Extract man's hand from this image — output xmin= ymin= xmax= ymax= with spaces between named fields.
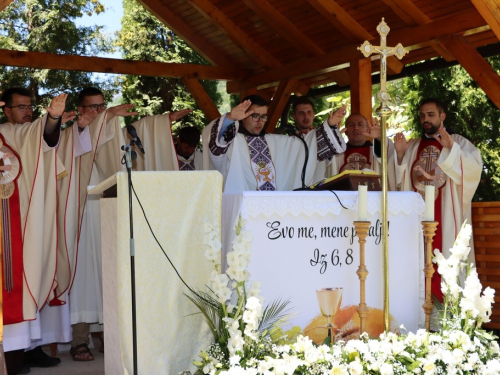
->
xmin=47 ymin=93 xmax=68 ymax=119
xmin=361 ymin=117 xmax=382 ymax=140
xmin=227 ymin=100 xmax=253 ymax=121
xmin=328 ymin=104 xmax=347 ymax=126
xmin=108 ymin=103 xmax=138 ymax=118
xmin=61 ymin=111 xmax=77 ymax=125
xmin=434 ymin=127 xmax=454 ymax=149
xmin=394 ymin=132 xmax=413 ymax=165
xmin=76 ymin=111 xmax=95 ymax=129
xmin=169 ymin=109 xmax=192 ymax=123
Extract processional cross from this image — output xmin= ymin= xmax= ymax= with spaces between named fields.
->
xmin=357 ymin=18 xmax=407 ymax=332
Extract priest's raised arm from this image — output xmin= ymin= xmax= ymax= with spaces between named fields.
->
xmin=204 ymin=95 xmax=346 ymax=192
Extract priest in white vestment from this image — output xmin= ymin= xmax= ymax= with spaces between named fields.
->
xmin=326 ymin=113 xmax=396 ymax=190
xmin=393 ymin=98 xmax=482 ymax=303
xmin=122 ymin=109 xmax=204 ymax=171
xmin=204 ymin=95 xmax=347 ymax=192
xmin=62 ymin=87 xmax=136 ymax=361
xmin=0 ymin=89 xmax=66 ymax=372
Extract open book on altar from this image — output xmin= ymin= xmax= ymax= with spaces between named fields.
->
xmin=308 ymin=169 xmax=382 ymax=191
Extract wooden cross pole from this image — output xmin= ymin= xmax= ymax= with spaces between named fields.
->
xmin=357 ymin=18 xmax=408 ymax=332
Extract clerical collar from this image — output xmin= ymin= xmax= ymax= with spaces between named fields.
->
xmin=347 ymin=140 xmax=372 ymax=148
xmin=238 ymin=126 xmax=266 ymax=137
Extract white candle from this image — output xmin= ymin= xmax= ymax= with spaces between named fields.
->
xmin=358 ymin=184 xmax=368 ymax=221
xmin=425 ymin=185 xmax=435 ymax=221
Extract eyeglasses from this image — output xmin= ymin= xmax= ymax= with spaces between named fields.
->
xmin=81 ymin=103 xmax=107 ymax=111
xmin=7 ymin=105 xmax=35 ymax=112
xmin=250 ymin=113 xmax=268 ymax=122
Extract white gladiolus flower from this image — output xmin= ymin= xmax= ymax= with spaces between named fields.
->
xmin=379 ymin=363 xmax=394 ymax=375
xmin=348 ymin=361 xmax=364 ymax=375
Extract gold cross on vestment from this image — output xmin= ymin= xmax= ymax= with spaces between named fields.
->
xmin=358 ymin=18 xmax=407 ymax=113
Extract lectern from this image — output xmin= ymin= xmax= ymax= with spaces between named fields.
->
xmin=89 ymin=171 xmax=222 ymax=375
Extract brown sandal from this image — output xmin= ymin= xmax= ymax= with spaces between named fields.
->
xmin=70 ymin=343 xmax=94 ymax=361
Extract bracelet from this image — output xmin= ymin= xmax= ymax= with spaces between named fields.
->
xmin=48 ymin=114 xmax=62 ymax=120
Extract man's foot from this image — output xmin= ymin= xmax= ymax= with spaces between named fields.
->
xmin=23 ymin=346 xmax=61 ymax=368
xmin=70 ymin=343 xmax=94 ymax=361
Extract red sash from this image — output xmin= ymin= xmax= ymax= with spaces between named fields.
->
xmin=0 ymin=133 xmax=25 ymax=324
xmin=339 ymin=144 xmax=372 ymax=172
xmin=411 ymin=138 xmax=447 ymax=302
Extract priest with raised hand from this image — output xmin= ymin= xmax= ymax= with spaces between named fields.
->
xmin=0 ymin=88 xmax=66 ymax=374
xmin=326 ymin=113 xmax=396 ymax=188
xmin=204 ymin=95 xmax=347 ymax=192
xmin=393 ymin=98 xmax=482 ymax=306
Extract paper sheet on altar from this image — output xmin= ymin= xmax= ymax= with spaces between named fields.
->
xmin=115 ymin=171 xmax=222 ymax=375
xmin=222 ymin=191 xmax=425 ymax=335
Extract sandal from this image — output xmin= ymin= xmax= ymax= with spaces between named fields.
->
xmin=70 ymin=343 xmax=94 ymax=362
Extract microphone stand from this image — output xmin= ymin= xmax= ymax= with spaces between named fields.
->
xmin=121 ymin=140 xmax=138 ymax=374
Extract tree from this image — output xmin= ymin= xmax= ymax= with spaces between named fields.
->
xmin=116 ymin=0 xmax=222 ymax=133
xmin=0 ymin=0 xmax=116 ymax=120
xmin=401 ymin=58 xmax=500 ymax=201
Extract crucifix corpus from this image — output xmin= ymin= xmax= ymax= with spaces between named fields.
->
xmin=357 ymin=18 xmax=408 ymax=332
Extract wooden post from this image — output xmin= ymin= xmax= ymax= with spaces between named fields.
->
xmin=350 ymin=58 xmax=372 ymax=120
xmin=181 ymin=76 xmax=221 ymax=122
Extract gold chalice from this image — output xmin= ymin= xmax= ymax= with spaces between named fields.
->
xmin=305 ymin=287 xmax=343 ymax=345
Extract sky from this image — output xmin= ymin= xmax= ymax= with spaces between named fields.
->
xmin=75 ymin=0 xmax=124 ymax=59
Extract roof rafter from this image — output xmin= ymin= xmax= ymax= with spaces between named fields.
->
xmin=471 ymin=0 xmax=500 ymax=41
xmin=242 ymin=0 xmax=323 ymax=57
xmin=381 ymin=0 xmax=455 ymax=61
xmin=185 ymin=0 xmax=282 ymax=69
xmin=0 ymin=0 xmax=13 ymax=12
xmin=0 ymin=49 xmax=247 ymax=81
xmin=306 ymin=0 xmax=402 ymax=74
xmin=440 ymin=34 xmax=500 ymax=109
xmin=136 ymin=0 xmax=233 ymax=68
xmin=226 ymin=8 xmax=486 ymax=94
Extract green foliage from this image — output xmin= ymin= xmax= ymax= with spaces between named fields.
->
xmin=402 ymin=58 xmax=500 ymax=201
xmin=0 ymin=0 xmax=116 ymax=120
xmin=116 ymin=0 xmax=221 ymax=131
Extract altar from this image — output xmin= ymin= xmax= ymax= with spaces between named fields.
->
xmin=222 ymin=191 xmax=426 ymax=338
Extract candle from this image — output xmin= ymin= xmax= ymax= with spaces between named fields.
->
xmin=358 ymin=184 xmax=368 ymax=221
xmin=425 ymin=185 xmax=435 ymax=221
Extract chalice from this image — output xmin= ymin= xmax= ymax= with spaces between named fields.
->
xmin=314 ymin=287 xmax=343 ymax=345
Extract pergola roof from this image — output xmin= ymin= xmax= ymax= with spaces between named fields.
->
xmin=0 ymin=0 xmax=499 ymax=127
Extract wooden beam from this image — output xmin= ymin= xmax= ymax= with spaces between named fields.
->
xmin=440 ymin=35 xmax=500 ymax=110
xmin=136 ymin=0 xmax=233 ymax=68
xmin=307 ymin=0 xmax=373 ymax=43
xmin=0 ymin=0 xmax=13 ymax=12
xmin=242 ymin=0 xmax=323 ymax=57
xmin=350 ymin=58 xmax=372 ymax=120
xmin=324 ymin=69 xmax=351 ymax=87
xmin=381 ymin=0 xmax=455 ymax=62
xmin=226 ymin=8 xmax=486 ymax=93
xmin=471 ymin=0 xmax=500 ymax=41
xmin=186 ymin=0 xmax=282 ymax=69
xmin=0 ymin=49 xmax=247 ymax=81
xmin=266 ymin=79 xmax=301 ymax=133
xmin=181 ymin=76 xmax=221 ymax=121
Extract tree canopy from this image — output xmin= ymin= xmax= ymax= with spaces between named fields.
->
xmin=0 ymin=0 xmax=116 ymax=119
xmin=116 ymin=0 xmax=222 ymax=133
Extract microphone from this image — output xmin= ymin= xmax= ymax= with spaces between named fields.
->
xmin=126 ymin=125 xmax=145 ymax=154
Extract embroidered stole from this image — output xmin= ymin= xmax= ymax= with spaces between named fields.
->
xmin=0 ymin=134 xmax=25 ymax=324
xmin=245 ymin=135 xmax=277 ymax=191
xmin=178 ymin=155 xmax=196 ymax=171
xmin=411 ymin=138 xmax=447 ymax=302
xmin=339 ymin=145 xmax=372 ymax=172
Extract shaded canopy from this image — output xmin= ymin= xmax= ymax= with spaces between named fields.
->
xmin=0 ymin=0 xmax=499 ymax=129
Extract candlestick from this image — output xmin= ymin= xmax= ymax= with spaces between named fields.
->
xmin=422 ymin=221 xmax=438 ymax=331
xmin=354 ymin=221 xmax=371 ymax=335
xmin=424 ymin=185 xmax=435 ymax=221
xmin=358 ymin=185 xmax=368 ymax=221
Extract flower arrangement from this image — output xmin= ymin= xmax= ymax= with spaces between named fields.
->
xmin=189 ymin=221 xmax=500 ymax=374
xmin=186 ymin=218 xmax=297 ymax=374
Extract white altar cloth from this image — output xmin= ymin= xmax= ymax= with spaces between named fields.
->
xmin=222 ymin=191 xmax=425 ymax=334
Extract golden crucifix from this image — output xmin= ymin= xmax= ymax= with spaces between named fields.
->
xmin=357 ymin=18 xmax=408 ymax=332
